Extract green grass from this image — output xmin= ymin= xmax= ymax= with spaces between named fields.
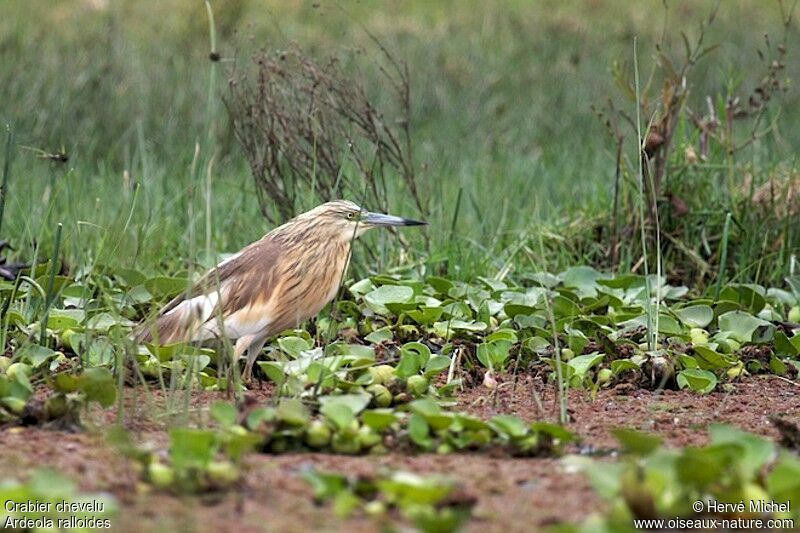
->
xmin=1 ymin=0 xmax=798 ymax=284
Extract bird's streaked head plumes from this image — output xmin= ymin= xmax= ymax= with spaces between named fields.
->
xmin=278 ymin=200 xmax=426 ymax=243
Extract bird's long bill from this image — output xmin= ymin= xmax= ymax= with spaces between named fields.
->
xmin=364 ymin=212 xmax=427 ymax=227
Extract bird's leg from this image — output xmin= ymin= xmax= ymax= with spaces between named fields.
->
xmin=228 ymin=334 xmax=257 ymax=395
xmin=242 ymin=335 xmax=268 ymax=384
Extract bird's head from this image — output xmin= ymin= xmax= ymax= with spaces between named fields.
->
xmin=295 ymin=200 xmax=426 ymax=242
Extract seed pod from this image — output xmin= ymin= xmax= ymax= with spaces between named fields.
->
xmin=207 ymin=461 xmax=239 ymax=486
xmin=366 ymin=384 xmax=392 ymax=408
xmin=331 ymin=433 xmax=361 ymax=454
xmin=148 ymin=462 xmax=175 ymax=488
xmin=369 ymin=365 xmax=396 ymax=385
xmin=406 ymin=375 xmax=429 ymax=397
xmin=305 ymin=420 xmax=332 ymax=449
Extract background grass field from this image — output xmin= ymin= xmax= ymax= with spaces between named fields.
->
xmin=2 ymin=0 xmax=798 ymax=285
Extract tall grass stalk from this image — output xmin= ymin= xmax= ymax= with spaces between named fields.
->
xmin=714 ymin=212 xmax=733 ymax=300
xmin=39 ymin=222 xmax=62 ymax=346
xmin=0 ymin=126 xmax=13 ymax=236
xmin=632 ymin=37 xmax=658 ymax=352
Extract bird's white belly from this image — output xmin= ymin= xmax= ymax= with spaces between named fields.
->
xmin=199 ymin=313 xmax=272 ymax=340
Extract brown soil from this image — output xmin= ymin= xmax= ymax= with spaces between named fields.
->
xmin=0 ymin=375 xmax=797 ymax=532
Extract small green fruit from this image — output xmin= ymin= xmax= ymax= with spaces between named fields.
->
xmin=366 ymin=384 xmax=392 ymax=407
xmin=6 ymin=363 xmax=32 ymax=380
xmin=727 ymin=363 xmax=745 ymax=380
xmin=331 ymin=433 xmax=361 ymax=454
xmin=560 ymin=348 xmax=575 ymax=360
xmin=60 ymin=329 xmax=77 ymax=348
xmin=596 ymin=368 xmax=612 ymax=386
xmin=342 ymin=419 xmax=360 ymax=439
xmin=369 ymin=444 xmax=388 ymax=455
xmin=393 ymin=392 xmax=411 ymax=404
xmin=369 ymin=365 xmax=396 ymax=385
xmin=207 ymin=461 xmax=239 ymax=486
xmin=305 ymin=420 xmax=332 ymax=449
xmin=789 ymin=306 xmax=800 ymax=323
xmin=364 ymin=500 xmax=387 ymax=516
xmin=406 ymin=375 xmax=429 ymax=397
xmin=689 ymin=328 xmax=709 ymax=345
xmin=45 ymin=394 xmax=68 ymax=419
xmin=148 ymin=462 xmax=175 ymax=488
xmin=357 ymin=426 xmax=382 ymax=448
xmin=1 ymin=397 xmax=26 ymax=415
xmin=0 ymin=357 xmax=11 ymax=372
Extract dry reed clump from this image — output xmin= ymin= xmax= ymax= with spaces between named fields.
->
xmin=225 ymin=44 xmax=427 ymax=226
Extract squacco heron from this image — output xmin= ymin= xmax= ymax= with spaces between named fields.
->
xmin=136 ymin=200 xmax=425 ymax=381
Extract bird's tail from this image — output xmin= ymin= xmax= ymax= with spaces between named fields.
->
xmin=134 ymin=304 xmax=196 ymax=345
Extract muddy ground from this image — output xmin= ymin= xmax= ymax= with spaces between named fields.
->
xmin=0 ymin=375 xmax=797 ymax=532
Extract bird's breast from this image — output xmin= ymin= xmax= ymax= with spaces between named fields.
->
xmin=270 ymin=242 xmax=350 ymax=329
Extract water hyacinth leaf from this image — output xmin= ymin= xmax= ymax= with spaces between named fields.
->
xmin=552 ymin=295 xmax=581 ymax=318
xmin=17 ymin=344 xmax=57 ymax=368
xmin=364 ymin=285 xmax=414 ymax=315
xmin=567 ymin=352 xmax=604 ymax=379
xmin=46 ymin=310 xmax=82 ymax=331
xmin=362 ymin=409 xmax=399 ymax=431
xmin=115 ymin=268 xmax=147 ymax=287
xmin=276 ymin=399 xmax=310 ymax=426
xmin=531 ymin=422 xmax=576 ymax=442
xmin=426 ymin=276 xmax=454 ymax=295
xmin=408 ymin=398 xmax=442 ymax=418
xmin=490 ymin=415 xmax=528 ymax=439
xmin=424 ymin=355 xmax=451 ymax=376
xmin=169 ymin=428 xmax=216 ymax=469
xmin=302 ymin=468 xmax=349 ymax=501
xmin=53 ymin=373 xmax=80 ymax=393
xmin=361 ymin=325 xmax=388 ymax=344
xmin=486 ymin=329 xmax=518 ymax=343
xmin=717 ymin=310 xmax=770 ymax=343
xmin=774 ymin=331 xmax=799 ymax=357
xmin=278 ymin=336 xmax=313 ymax=358
xmin=258 ymin=361 xmax=285 ymax=384
xmin=78 ymin=367 xmax=116 ymax=407
xmin=320 ymin=403 xmax=355 ymax=431
xmin=673 ymin=305 xmax=713 ymax=328
xmin=318 ymin=393 xmax=371 ymax=416
xmin=708 ymin=424 xmax=774 ymax=480
xmin=432 ymin=320 xmax=487 ymax=339
xmin=348 ymin=278 xmax=375 ymax=297
xmin=406 ymin=306 xmax=444 ymax=325
xmin=476 ymin=340 xmax=512 ymax=371
xmin=720 ymin=284 xmax=766 ymax=314
xmin=408 ymin=413 xmax=432 ymax=447
xmin=611 ymin=359 xmax=640 ymax=375
xmin=86 ymin=312 xmax=134 ymax=331
xmin=611 ymin=428 xmax=663 ymax=455
xmin=676 ymin=369 xmax=717 ymax=394
xmin=440 ymin=301 xmax=472 ymax=320
xmin=143 ymin=276 xmax=189 ymax=298
xmin=656 ymin=315 xmax=683 ymax=336
xmin=210 ymin=402 xmax=237 ymax=427
xmin=766 ymin=454 xmax=800 ymax=505
xmin=377 ymin=471 xmax=454 ymax=506
xmin=692 ymin=345 xmax=732 ymax=369
xmin=396 ymin=342 xmax=432 ymax=378
xmin=597 ymin=274 xmax=643 ymax=290
xmin=560 ymin=266 xmax=605 ymax=298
